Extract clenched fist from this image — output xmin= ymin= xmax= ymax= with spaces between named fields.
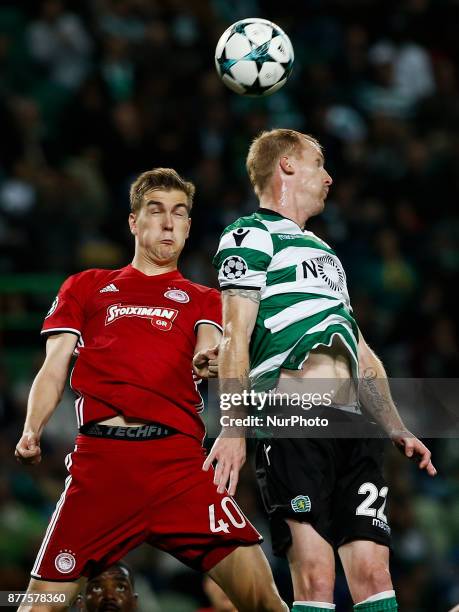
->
xmin=15 ymin=432 xmax=42 ymax=465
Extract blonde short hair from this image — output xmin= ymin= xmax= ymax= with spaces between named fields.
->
xmin=246 ymin=129 xmax=322 ymax=196
xmin=129 ymin=168 xmax=195 ymax=213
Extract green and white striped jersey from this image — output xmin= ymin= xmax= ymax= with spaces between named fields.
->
xmin=213 ymin=208 xmax=359 ymax=390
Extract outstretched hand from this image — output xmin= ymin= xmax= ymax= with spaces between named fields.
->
xmin=15 ymin=432 xmax=42 ymax=465
xmin=193 ymin=345 xmax=219 ymax=379
xmin=390 ymin=430 xmax=437 ymax=476
xmin=203 ymin=436 xmax=246 ymax=495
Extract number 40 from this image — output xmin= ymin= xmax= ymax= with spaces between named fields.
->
xmin=209 ymin=497 xmax=247 ymax=533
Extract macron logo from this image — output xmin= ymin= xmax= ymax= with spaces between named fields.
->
xmin=105 ymin=304 xmax=178 ymax=331
xmin=100 ymin=284 xmax=119 ymax=293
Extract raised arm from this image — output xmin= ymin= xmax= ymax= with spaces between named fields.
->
xmin=15 ymin=333 xmax=77 ymax=465
xmin=203 ymin=288 xmax=260 ymax=495
xmin=358 ymin=330 xmax=436 ymax=476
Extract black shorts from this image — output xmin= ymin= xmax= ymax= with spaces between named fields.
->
xmin=255 ymin=434 xmax=391 ymax=556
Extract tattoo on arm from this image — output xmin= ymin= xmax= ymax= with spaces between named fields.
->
xmin=359 ymin=367 xmax=406 ymax=437
xmin=225 ymin=288 xmax=261 ymax=304
xmin=238 ymin=368 xmax=250 ymax=386
xmin=361 ymin=367 xmax=388 ymax=416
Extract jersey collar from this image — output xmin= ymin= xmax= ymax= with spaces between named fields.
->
xmin=121 ymin=265 xmax=184 ymax=282
xmin=257 ymin=207 xmax=304 ymax=230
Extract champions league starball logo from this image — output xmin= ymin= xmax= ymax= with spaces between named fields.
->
xmin=221 ymin=255 xmax=248 ymax=281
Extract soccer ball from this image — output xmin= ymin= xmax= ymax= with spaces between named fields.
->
xmin=215 ymin=18 xmax=294 ymax=97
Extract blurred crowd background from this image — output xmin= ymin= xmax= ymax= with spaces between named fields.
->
xmin=1 ymin=0 xmax=458 ymax=610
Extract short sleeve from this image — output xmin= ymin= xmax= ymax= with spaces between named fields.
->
xmin=194 ymin=288 xmax=222 ymax=333
xmin=41 ymin=273 xmax=87 ymax=339
xmin=212 ymin=219 xmax=273 ymax=290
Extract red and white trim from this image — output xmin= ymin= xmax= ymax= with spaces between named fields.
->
xmin=41 ymin=327 xmax=82 ymax=338
xmin=194 ymin=319 xmax=223 ymax=333
xmin=74 ymin=395 xmax=84 ymax=428
xmin=31 ymin=448 xmax=76 ymax=578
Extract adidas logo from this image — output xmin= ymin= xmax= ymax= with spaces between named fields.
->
xmin=100 ymin=283 xmax=119 ymax=293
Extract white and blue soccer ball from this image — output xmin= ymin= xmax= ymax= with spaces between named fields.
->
xmin=215 ymin=18 xmax=294 ymax=97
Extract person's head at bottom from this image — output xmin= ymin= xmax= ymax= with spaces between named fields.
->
xmin=77 ymin=562 xmax=138 ymax=611
xmin=201 ymin=575 xmax=237 ymax=612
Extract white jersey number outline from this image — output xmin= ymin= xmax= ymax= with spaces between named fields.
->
xmin=356 ymin=482 xmax=388 ymax=523
xmin=209 ymin=497 xmax=247 ymax=534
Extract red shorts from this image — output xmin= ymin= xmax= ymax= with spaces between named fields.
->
xmin=31 ymin=433 xmax=262 ymax=581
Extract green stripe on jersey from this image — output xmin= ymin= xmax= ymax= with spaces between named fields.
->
xmin=213 ymin=209 xmax=359 ymax=387
xmin=216 ymin=246 xmax=272 ymax=271
xmin=266 ymin=265 xmax=297 ymax=285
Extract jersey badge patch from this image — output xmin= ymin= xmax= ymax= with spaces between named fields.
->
xmin=54 ymin=550 xmax=76 ymax=574
xmin=291 ymin=495 xmax=311 ymax=513
xmin=221 ymin=255 xmax=248 ymax=281
xmin=105 ymin=304 xmax=178 ymax=331
xmin=164 ymin=289 xmax=190 ymax=303
xmin=45 ymin=296 xmax=59 ymax=318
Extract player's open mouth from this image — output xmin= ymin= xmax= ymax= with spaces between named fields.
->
xmin=98 ymin=604 xmax=120 ymax=611
xmin=160 ymin=240 xmax=174 ymax=245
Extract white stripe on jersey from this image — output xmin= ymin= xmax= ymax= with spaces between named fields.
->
xmin=265 ymin=298 xmax=342 ymax=333
xmin=260 ymin=218 xmax=300 ymax=233
xmin=79 ymin=396 xmax=84 ymax=427
xmin=305 ymin=312 xmax=357 ymax=343
xmin=262 ymin=280 xmax=348 ymax=302
xmin=218 ymin=226 xmax=273 ymax=256
xmin=249 ymin=341 xmax=304 ymax=382
xmin=74 ymin=396 xmax=83 ymax=428
xmin=219 ymin=269 xmax=267 ymax=290
xmin=269 ymin=245 xmax=336 ymax=272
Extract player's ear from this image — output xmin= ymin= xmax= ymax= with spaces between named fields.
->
xmin=279 ymin=155 xmax=295 ymax=175
xmin=129 ymin=212 xmax=137 ymax=236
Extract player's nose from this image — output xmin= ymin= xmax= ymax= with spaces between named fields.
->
xmin=324 ymin=171 xmax=333 ymax=185
xmin=101 ymin=589 xmax=119 ymax=604
xmin=161 ymin=213 xmax=174 ymax=229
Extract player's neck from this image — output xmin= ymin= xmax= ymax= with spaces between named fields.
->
xmin=131 ymin=253 xmax=178 ymax=276
xmin=258 ymin=197 xmax=314 ymax=229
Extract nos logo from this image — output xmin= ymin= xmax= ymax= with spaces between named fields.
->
xmin=302 ymin=254 xmax=345 ymax=292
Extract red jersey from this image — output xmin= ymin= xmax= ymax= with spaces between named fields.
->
xmin=42 ymin=265 xmax=222 ymax=441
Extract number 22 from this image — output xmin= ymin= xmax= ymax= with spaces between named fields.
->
xmin=356 ymin=482 xmax=388 ymax=523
